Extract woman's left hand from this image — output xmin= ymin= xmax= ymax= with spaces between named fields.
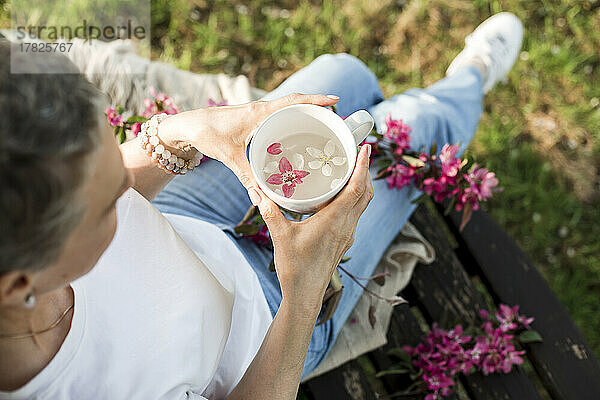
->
xmin=157 ymin=93 xmax=339 ymax=189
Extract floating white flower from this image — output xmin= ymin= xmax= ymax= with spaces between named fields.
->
xmin=306 ymin=140 xmax=346 ymax=177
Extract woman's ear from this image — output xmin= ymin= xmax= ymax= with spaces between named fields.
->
xmin=0 ymin=271 xmax=33 ymax=307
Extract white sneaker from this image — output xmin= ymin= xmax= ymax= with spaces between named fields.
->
xmin=446 ymin=12 xmax=523 ymax=93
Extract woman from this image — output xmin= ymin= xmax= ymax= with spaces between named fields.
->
xmin=0 ymin=12 xmax=522 ymax=399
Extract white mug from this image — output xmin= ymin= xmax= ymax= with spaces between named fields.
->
xmin=249 ymin=104 xmax=374 ymax=214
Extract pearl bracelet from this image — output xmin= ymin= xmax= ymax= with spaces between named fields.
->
xmin=138 ymin=113 xmax=203 ymax=175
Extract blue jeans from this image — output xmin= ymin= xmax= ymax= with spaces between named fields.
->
xmin=151 ymin=54 xmax=483 ymax=379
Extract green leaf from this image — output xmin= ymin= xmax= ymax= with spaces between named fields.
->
xmin=118 ymin=128 xmax=126 ymax=144
xmin=340 ymin=256 xmax=352 ymax=263
xmin=234 ymin=224 xmax=260 ymax=236
xmin=444 ymin=197 xmax=457 ymax=215
xmin=330 ymin=104 xmax=337 ymax=114
xmin=373 ymin=169 xmax=392 ymax=181
xmin=255 ymin=214 xmax=265 ymax=225
xmin=429 ymin=141 xmax=437 ymax=156
xmin=318 ymin=284 xmax=342 ymax=326
xmin=375 ymin=368 xmax=410 ymax=378
xmin=387 ymin=348 xmax=412 ymax=363
xmin=519 ymin=330 xmax=543 ymax=343
xmin=116 ymin=105 xmax=124 ymax=114
xmin=374 ymin=158 xmax=392 ymax=168
xmin=410 ymin=194 xmax=426 ymax=204
xmin=126 ymin=115 xmax=147 ymax=124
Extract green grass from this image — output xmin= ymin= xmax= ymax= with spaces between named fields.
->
xmin=2 ymin=0 xmax=599 ymax=355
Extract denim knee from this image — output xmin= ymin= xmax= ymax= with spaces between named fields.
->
xmin=308 ymin=53 xmax=384 ymax=116
xmin=311 ymin=53 xmax=378 ymax=86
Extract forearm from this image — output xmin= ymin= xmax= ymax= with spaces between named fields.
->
xmin=119 ymin=114 xmax=200 ymax=201
xmin=119 ymin=139 xmax=177 ymax=201
xmin=226 ymin=297 xmax=322 ymax=400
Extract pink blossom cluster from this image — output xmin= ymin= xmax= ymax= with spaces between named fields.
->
xmin=383 ymin=113 xmax=412 ymax=154
xmin=246 ymin=225 xmax=271 ymax=246
xmin=105 ymin=88 xmax=181 ymax=143
xmin=142 ymin=87 xmax=179 ymax=118
xmin=105 ymin=107 xmax=123 ymax=127
xmin=372 ymin=113 xmax=499 ymax=223
xmin=402 ymin=304 xmax=534 ymax=399
xmin=456 ymin=163 xmax=499 ymax=212
xmin=403 ymin=323 xmax=472 ymax=399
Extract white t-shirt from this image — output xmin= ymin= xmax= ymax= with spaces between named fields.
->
xmin=0 ymin=188 xmax=273 ymax=400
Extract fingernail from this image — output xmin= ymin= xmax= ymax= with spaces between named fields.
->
xmin=248 ymin=188 xmax=261 ymax=206
xmin=326 ymin=94 xmax=339 ymax=100
xmin=367 ymin=144 xmax=372 ymax=157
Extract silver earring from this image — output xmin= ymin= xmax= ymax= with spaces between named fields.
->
xmin=24 ymin=293 xmax=36 ymax=308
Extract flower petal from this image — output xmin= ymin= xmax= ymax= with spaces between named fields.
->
xmin=267 ymin=142 xmax=282 ymax=155
xmin=266 ymin=174 xmax=283 ymax=185
xmin=330 ymin=178 xmax=342 ymax=189
xmin=292 ymin=153 xmax=305 ymax=170
xmin=294 ymin=170 xmax=310 ymax=179
xmin=322 ymin=163 xmax=332 ymax=176
xmin=308 ymin=160 xmax=323 ymax=169
xmin=282 ymin=183 xmax=295 ymax=198
xmin=332 ymin=156 xmax=346 ymax=166
xmin=263 ymin=161 xmax=279 ymax=174
xmin=306 ymin=146 xmax=323 ymax=158
xmin=324 ymin=140 xmax=335 ymax=156
xmin=279 ymin=157 xmax=292 ymax=173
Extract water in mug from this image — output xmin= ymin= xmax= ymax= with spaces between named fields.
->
xmin=262 ymin=132 xmax=347 ymax=200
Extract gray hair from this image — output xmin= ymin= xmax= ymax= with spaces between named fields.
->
xmin=0 ymin=40 xmax=103 ymax=272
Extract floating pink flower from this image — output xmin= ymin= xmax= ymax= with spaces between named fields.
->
xmin=266 ymin=157 xmax=310 ymax=198
xmin=384 ymin=113 xmax=411 ymax=153
xmin=267 ymin=142 xmax=283 ymax=155
xmin=106 ymin=107 xmax=123 ymax=127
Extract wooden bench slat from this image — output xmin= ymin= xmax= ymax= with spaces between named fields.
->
xmin=304 ymin=358 xmax=380 ymax=400
xmin=408 ymin=205 xmax=543 ymax=400
xmin=445 ymin=207 xmax=600 ymax=400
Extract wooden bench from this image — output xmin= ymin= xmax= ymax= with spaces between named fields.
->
xmin=299 ymin=202 xmax=600 ymax=400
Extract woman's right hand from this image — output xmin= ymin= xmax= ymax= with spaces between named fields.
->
xmin=247 ymin=144 xmax=374 ymax=314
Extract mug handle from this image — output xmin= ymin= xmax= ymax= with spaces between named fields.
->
xmin=343 ymin=110 xmax=375 ymax=145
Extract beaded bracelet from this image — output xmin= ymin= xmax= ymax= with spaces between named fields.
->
xmin=138 ymin=113 xmax=203 ymax=175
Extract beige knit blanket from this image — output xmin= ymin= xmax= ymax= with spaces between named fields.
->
xmin=3 ymin=33 xmax=436 ymax=380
